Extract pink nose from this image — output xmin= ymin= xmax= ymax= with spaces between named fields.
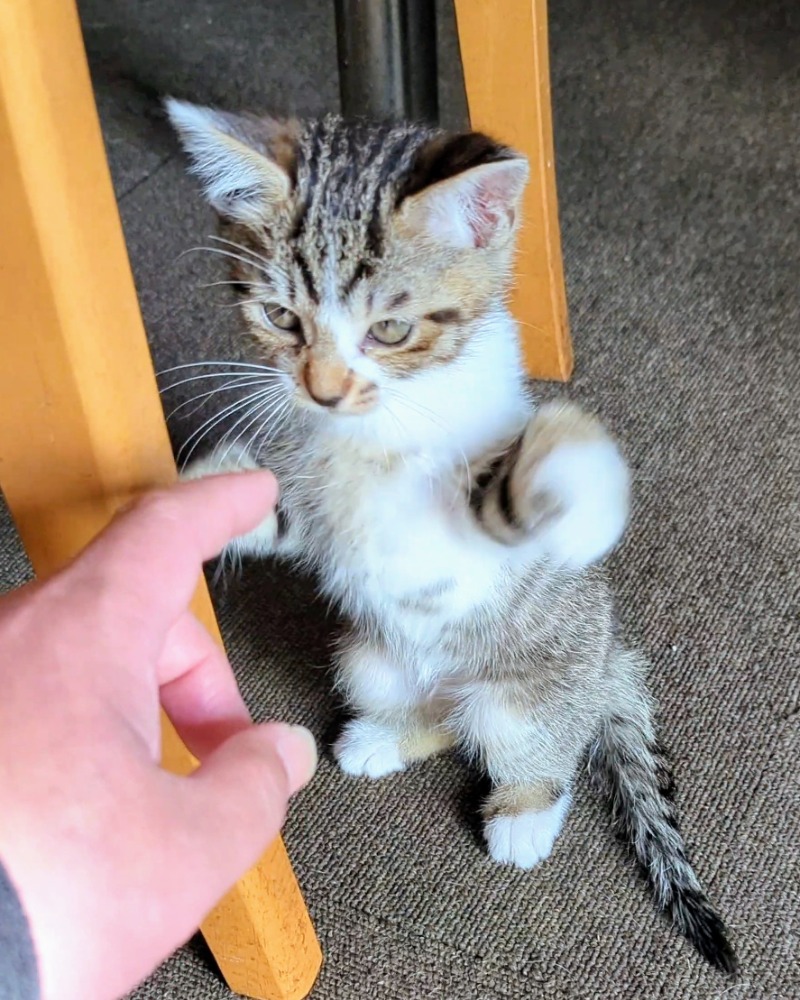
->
xmin=302 ymin=362 xmax=352 ymax=409
xmin=307 ymin=387 xmax=343 ymax=408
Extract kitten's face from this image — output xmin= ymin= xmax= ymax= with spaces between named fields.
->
xmin=167 ymin=104 xmax=529 ymax=431
xmin=226 ymin=213 xmax=509 ymax=417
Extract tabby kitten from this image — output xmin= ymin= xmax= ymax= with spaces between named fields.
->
xmin=166 ymin=99 xmax=736 ymax=974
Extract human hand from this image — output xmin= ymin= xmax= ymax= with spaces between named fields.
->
xmin=0 ymin=473 xmax=317 ymax=1000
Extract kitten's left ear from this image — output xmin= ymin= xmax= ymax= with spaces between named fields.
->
xmin=397 ymin=133 xmax=529 ymax=250
xmin=165 ymin=98 xmax=298 ymax=227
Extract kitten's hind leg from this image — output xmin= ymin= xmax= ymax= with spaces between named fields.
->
xmin=452 ymin=681 xmax=583 ymax=869
xmin=333 ymin=640 xmax=455 ymax=779
xmin=483 ymin=783 xmax=572 ymax=869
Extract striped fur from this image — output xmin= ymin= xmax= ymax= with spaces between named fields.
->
xmin=166 ymin=101 xmax=528 ymax=394
xmin=588 ymin=650 xmax=738 ymax=975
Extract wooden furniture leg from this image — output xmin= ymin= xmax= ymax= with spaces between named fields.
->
xmin=454 ymin=0 xmax=573 ymax=381
xmin=0 ymin=1 xmax=322 ymax=998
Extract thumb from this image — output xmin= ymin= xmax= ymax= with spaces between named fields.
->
xmin=173 ymin=722 xmax=317 ymax=903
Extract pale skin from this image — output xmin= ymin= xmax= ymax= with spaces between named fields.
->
xmin=0 ymin=473 xmax=317 ymax=1000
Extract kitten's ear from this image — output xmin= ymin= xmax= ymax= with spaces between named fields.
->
xmin=164 ymin=98 xmax=298 ymax=226
xmin=397 ymin=133 xmax=529 ymax=249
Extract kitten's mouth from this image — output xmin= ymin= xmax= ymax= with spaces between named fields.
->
xmin=294 ymin=381 xmax=380 ymax=417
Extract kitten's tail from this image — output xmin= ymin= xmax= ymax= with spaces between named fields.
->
xmin=587 ymin=646 xmax=737 ymax=976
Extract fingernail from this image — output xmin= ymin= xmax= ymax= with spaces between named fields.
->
xmin=273 ymin=724 xmax=318 ymax=791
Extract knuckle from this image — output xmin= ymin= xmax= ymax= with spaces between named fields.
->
xmin=233 ymin=735 xmax=290 ymax=813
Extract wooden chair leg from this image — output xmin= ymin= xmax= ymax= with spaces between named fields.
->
xmin=454 ymin=0 xmax=573 ymax=381
xmin=0 ymin=2 xmax=322 ymax=998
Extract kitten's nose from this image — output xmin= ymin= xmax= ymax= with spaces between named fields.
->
xmin=302 ymin=360 xmax=351 ymax=410
xmin=307 ymin=388 xmax=343 ymax=409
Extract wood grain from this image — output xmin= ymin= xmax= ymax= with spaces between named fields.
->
xmin=454 ymin=0 xmax=574 ymax=381
xmin=0 ymin=1 xmax=322 ymax=997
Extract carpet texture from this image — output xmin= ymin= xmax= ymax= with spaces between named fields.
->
xmin=1 ymin=0 xmax=798 ymax=996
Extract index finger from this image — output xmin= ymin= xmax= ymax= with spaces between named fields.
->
xmin=69 ymin=471 xmax=277 ymax=633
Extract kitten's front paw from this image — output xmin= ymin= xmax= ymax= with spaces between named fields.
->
xmin=334 ymin=719 xmax=406 ymax=779
xmin=513 ymin=403 xmax=630 ymax=568
xmin=181 ymin=443 xmax=260 ymax=482
xmin=484 ymin=795 xmax=571 ymax=870
xmin=182 ymin=446 xmax=279 ymax=557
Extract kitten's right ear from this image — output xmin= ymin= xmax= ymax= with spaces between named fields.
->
xmin=164 ymin=98 xmax=297 ymax=226
xmin=397 ymin=132 xmax=528 ymax=250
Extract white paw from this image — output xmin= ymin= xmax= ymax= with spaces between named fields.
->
xmin=334 ymin=719 xmax=406 ymax=779
xmin=532 ymin=440 xmax=629 ymax=568
xmin=181 ymin=442 xmax=261 ymax=481
xmin=485 ymin=794 xmax=571 ymax=869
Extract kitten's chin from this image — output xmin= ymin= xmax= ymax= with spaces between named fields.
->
xmin=322 ymin=398 xmax=511 ymax=469
xmin=312 ymin=399 xmax=434 ymax=453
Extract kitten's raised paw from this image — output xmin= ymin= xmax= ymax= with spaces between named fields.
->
xmin=334 ymin=718 xmax=406 ymax=779
xmin=484 ymin=795 xmax=571 ymax=870
xmin=513 ymin=402 xmax=629 ymax=568
xmin=181 ymin=443 xmax=260 ymax=482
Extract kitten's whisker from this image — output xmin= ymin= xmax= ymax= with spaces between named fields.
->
xmin=207 ymin=234 xmax=273 ymax=271
xmin=244 ymin=396 xmax=291 ymax=456
xmin=218 ymin=298 xmax=266 ymax=311
xmin=179 ymin=245 xmax=270 ymax=277
xmin=158 ymin=360 xmax=284 ymax=376
xmin=306 ymin=480 xmax=343 ymax=493
xmin=159 ymin=371 xmax=283 ymax=393
xmin=388 ymin=391 xmax=472 ymax=497
xmin=164 ymin=377 xmax=274 ymax=418
xmin=197 ymin=279 xmax=253 ymax=290
xmin=379 ymin=403 xmax=409 ymax=472
xmin=179 ymin=389 xmax=268 ymax=459
xmin=390 ymin=392 xmax=452 ymax=435
xmin=199 ymin=388 xmax=286 ymax=472
xmin=259 ymin=396 xmax=294 ymax=445
xmin=177 ymin=385 xmax=281 ymax=467
xmin=515 ymin=318 xmax=549 ymax=336
xmin=162 ymin=372 xmax=272 ymax=413
xmin=216 ymin=388 xmax=290 ymax=467
xmin=249 ymin=397 xmax=294 ymax=459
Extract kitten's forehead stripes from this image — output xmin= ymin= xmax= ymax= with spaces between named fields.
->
xmin=293 ymin=249 xmax=318 ymax=303
xmin=285 ymin=117 xmax=442 ymax=306
xmin=340 ymin=259 xmax=375 ymax=300
xmin=230 ymin=116 xmax=509 ymax=321
xmin=204 ymin=115 xmax=519 ymax=366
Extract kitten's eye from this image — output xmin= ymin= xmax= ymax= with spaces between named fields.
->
xmin=261 ymin=302 xmax=301 ymax=334
xmin=367 ymin=319 xmax=414 ymax=346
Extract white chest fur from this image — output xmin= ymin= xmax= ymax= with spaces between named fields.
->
xmin=306 ymin=311 xmax=532 ymax=638
xmin=318 ymin=458 xmax=505 ymax=635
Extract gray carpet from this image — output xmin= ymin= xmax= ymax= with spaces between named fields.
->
xmin=2 ymin=0 xmax=798 ymax=996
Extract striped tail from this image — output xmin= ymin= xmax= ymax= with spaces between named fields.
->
xmin=588 ymin=649 xmax=737 ymax=975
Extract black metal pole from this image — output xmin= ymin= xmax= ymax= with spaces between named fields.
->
xmin=334 ymin=0 xmax=438 ymax=122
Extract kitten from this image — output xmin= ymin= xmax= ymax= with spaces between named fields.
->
xmin=166 ymin=99 xmax=736 ymax=974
